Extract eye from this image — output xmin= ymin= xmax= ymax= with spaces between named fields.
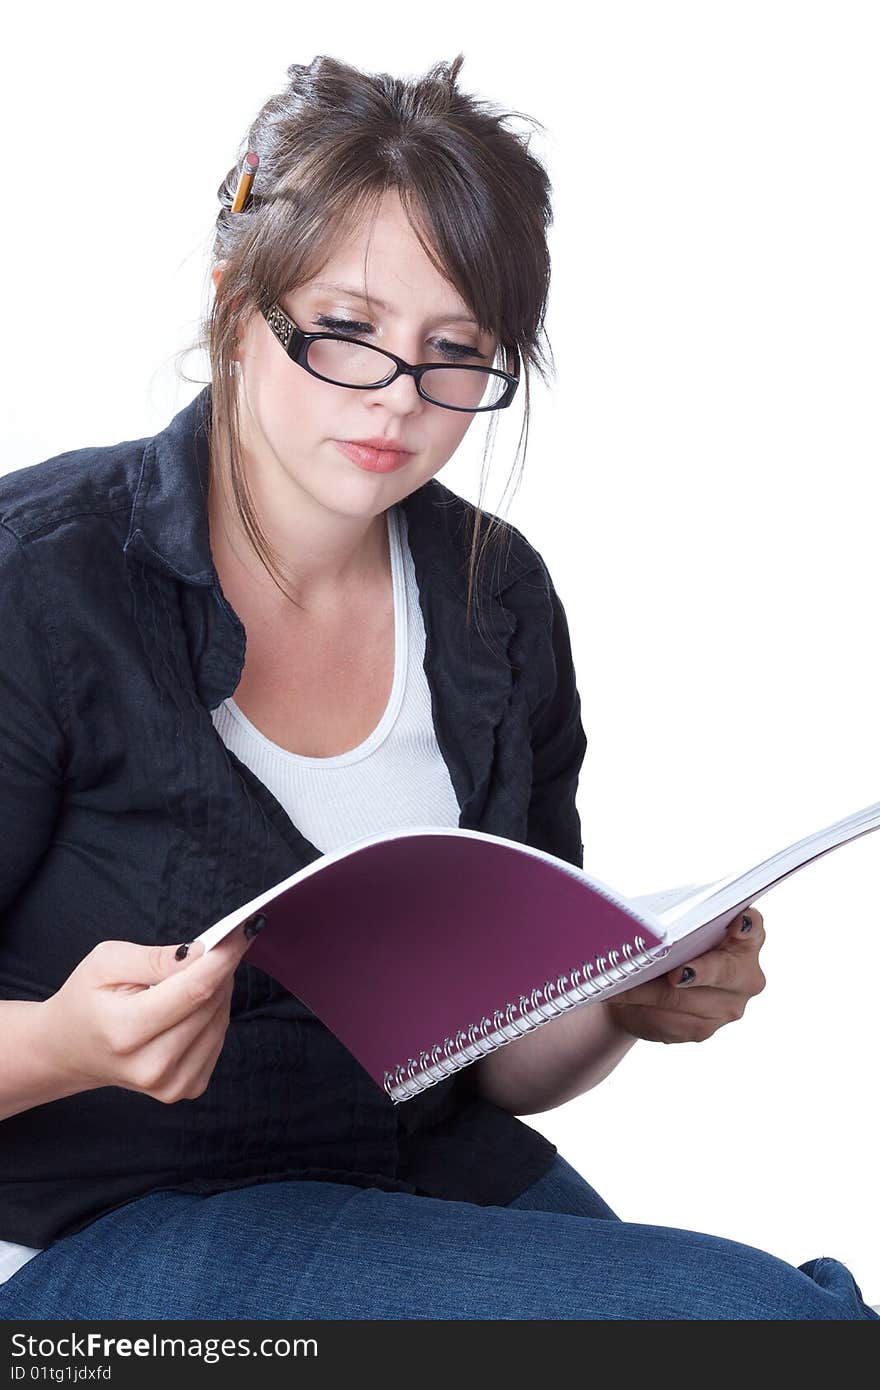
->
xmin=313 ymin=315 xmax=487 ymax=362
xmin=314 ymin=315 xmax=371 ymax=336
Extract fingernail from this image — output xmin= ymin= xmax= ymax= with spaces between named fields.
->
xmin=740 ymin=914 xmax=753 ymax=934
xmin=243 ymin=912 xmax=268 ymax=940
xmin=175 ymin=942 xmax=191 ymax=961
xmin=677 ymin=966 xmax=696 ymax=986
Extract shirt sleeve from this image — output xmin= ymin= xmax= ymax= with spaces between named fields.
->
xmin=0 ymin=522 xmax=68 ymax=914
xmin=526 ymin=560 xmax=588 ymax=870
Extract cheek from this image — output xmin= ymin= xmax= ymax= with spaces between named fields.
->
xmin=259 ymin=355 xmax=336 ymax=434
xmin=407 ymin=414 xmax=478 ymax=484
xmin=439 ymin=412 xmax=477 ymax=455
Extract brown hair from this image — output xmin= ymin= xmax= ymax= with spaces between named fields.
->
xmin=178 ymin=52 xmax=556 ymax=635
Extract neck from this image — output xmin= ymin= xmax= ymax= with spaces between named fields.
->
xmin=206 ymin=465 xmax=391 ymax=613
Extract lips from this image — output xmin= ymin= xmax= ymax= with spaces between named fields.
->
xmin=334 ymin=440 xmax=413 ymax=474
xmin=345 ymin=437 xmax=411 ymax=452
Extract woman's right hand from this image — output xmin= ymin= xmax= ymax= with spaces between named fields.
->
xmin=40 ymin=922 xmax=263 ymax=1104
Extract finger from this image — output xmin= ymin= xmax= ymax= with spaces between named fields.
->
xmin=132 ymin=986 xmax=232 ymax=1096
xmin=609 ymin=975 xmax=676 ymax=1009
xmin=93 ymin=937 xmax=208 ymax=988
xmin=185 ymin=992 xmax=240 ymax=1095
xmin=664 ymin=950 xmax=745 ymax=992
xmin=616 ymin=951 xmax=762 ymax=1006
xmin=665 ymin=946 xmax=762 ymax=992
xmin=725 ymin=906 xmax=766 ymax=951
xmin=621 ymin=954 xmax=742 ymax=1001
xmin=96 ymin=917 xmax=257 ymax=991
xmin=606 ymin=1001 xmax=725 ymax=1044
xmin=658 ymin=908 xmax=766 ymax=991
xmin=610 ymin=973 xmax=712 ymax=1010
xmin=626 ymin=986 xmax=750 ymax=1024
xmin=113 ymin=969 xmax=232 ymax=1060
xmin=127 ymin=921 xmax=256 ymax=1045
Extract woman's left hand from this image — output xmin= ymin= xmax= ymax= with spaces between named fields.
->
xmin=606 ymin=907 xmax=766 ymax=1044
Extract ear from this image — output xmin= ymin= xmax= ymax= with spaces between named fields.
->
xmin=212 ymin=260 xmax=250 ymax=359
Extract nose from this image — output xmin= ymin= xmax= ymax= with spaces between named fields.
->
xmin=361 ymin=363 xmax=424 ymax=414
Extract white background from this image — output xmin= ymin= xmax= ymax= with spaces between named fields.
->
xmin=2 ymin=2 xmax=878 ymax=1304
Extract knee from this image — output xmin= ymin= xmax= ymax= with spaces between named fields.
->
xmin=633 ymin=1231 xmax=870 ymax=1321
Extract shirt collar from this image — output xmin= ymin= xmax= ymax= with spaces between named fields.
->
xmin=122 ymin=384 xmax=536 ymax=603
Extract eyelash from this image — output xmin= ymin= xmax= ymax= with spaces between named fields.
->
xmin=312 ymin=315 xmax=486 ymax=362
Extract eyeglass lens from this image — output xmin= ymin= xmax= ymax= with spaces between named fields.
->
xmin=306 ymin=338 xmax=508 ymax=409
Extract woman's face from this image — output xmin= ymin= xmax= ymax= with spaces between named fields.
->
xmin=222 ymin=188 xmax=499 ymax=522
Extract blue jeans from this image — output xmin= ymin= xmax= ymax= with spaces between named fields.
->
xmin=0 ymin=1155 xmax=876 ymax=1320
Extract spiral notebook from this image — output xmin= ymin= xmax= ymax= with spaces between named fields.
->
xmin=194 ymin=797 xmax=880 ymax=1104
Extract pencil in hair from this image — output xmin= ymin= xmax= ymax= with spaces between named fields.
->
xmin=231 ymin=151 xmax=260 ymax=213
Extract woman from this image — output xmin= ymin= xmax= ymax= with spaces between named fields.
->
xmin=0 ymin=53 xmax=874 ymax=1320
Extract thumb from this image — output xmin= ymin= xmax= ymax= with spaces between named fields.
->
xmin=91 ymin=937 xmax=206 ymax=989
xmin=168 ymin=939 xmax=207 ymax=968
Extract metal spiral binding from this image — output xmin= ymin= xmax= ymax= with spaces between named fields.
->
xmin=384 ymin=932 xmax=662 ymax=1103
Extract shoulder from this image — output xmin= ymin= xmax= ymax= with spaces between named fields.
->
xmin=0 ymin=428 xmax=149 ymax=545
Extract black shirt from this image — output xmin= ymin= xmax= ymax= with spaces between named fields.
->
xmin=0 ymin=386 xmax=588 ymax=1247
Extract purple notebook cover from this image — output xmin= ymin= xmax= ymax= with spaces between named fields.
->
xmin=241 ymin=833 xmax=665 ymax=1099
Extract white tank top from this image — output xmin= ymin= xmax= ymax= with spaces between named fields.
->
xmin=210 ymin=501 xmax=461 ymax=849
xmin=0 ymin=502 xmax=461 ymax=1283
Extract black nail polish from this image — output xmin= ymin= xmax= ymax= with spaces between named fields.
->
xmin=175 ymin=942 xmax=191 ymax=961
xmin=244 ymin=912 xmax=268 ymax=940
xmin=678 ymin=966 xmax=696 ymax=985
xmin=740 ymin=914 xmax=753 ymax=933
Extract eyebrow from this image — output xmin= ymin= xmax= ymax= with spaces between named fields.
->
xmin=309 ymin=281 xmax=480 ymax=328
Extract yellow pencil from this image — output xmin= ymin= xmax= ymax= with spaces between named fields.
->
xmin=231 ymin=152 xmax=260 ymax=213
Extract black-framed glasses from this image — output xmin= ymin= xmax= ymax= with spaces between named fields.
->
xmin=262 ymin=302 xmax=519 ymax=413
